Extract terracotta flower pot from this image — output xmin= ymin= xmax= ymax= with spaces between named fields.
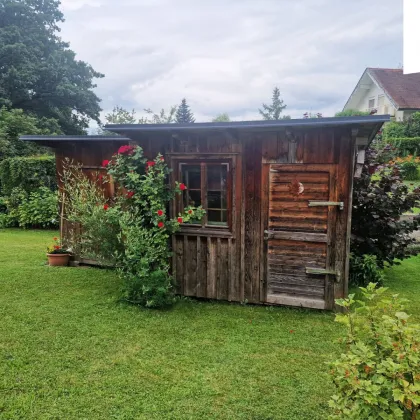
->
xmin=47 ymin=253 xmax=70 ymax=267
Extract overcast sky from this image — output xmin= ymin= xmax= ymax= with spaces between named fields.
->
xmin=59 ymin=0 xmax=402 ymax=123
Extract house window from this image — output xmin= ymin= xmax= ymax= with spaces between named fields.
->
xmin=179 ymin=162 xmax=230 ymax=228
xmin=368 ymin=98 xmax=375 ymax=109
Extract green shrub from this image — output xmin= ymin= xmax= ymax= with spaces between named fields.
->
xmin=18 ymin=187 xmax=58 ymax=228
xmin=329 ymin=284 xmax=420 ymax=419
xmin=382 ymin=138 xmax=420 ymax=156
xmin=349 ymin=254 xmax=384 ymax=287
xmin=2 ymin=187 xmax=58 ymax=228
xmin=351 ymin=148 xmax=420 ymax=267
xmin=0 ymin=155 xmax=56 ymax=195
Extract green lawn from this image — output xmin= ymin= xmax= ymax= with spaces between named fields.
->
xmin=0 ymin=229 xmax=419 ymax=419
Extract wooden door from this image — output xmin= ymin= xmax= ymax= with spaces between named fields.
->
xmin=264 ymin=164 xmax=340 ymax=310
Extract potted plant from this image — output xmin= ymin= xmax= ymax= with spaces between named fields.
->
xmin=47 ymin=237 xmax=71 ymax=266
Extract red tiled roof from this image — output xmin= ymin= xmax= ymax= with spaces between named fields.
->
xmin=368 ymin=68 xmax=420 ymax=109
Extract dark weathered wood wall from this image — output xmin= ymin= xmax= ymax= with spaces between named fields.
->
xmin=56 ymin=127 xmax=355 ymax=308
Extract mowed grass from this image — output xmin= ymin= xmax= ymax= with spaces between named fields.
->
xmin=0 ymin=229 xmax=419 ymax=419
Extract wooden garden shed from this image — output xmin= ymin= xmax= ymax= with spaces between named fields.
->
xmin=22 ymin=115 xmax=389 ymax=310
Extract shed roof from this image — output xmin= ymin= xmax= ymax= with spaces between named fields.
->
xmin=21 ymin=115 xmax=389 ymax=146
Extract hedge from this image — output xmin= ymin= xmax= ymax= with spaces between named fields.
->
xmin=0 ymin=155 xmax=56 ymax=196
xmin=383 ymin=137 xmax=420 ymax=155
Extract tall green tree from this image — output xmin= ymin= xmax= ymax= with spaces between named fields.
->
xmin=0 ymin=0 xmax=104 ymax=134
xmin=144 ymin=106 xmax=178 ymax=124
xmin=0 ymin=107 xmax=61 ymax=160
xmin=259 ymin=87 xmax=288 ymax=120
xmin=212 ymin=113 xmax=230 ymax=122
xmin=175 ymin=98 xmax=195 ymax=123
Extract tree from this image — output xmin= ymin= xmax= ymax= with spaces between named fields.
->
xmin=0 ymin=107 xmax=61 ymax=160
xmin=104 ymin=106 xmax=138 ymax=125
xmin=0 ymin=0 xmax=104 ymax=134
xmin=175 ymin=99 xmax=195 ymax=123
xmin=144 ymin=106 xmax=178 ymax=124
xmin=212 ymin=113 xmax=230 ymax=122
xmin=259 ymin=87 xmax=288 ymax=120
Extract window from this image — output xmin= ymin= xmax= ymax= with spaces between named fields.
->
xmin=179 ymin=162 xmax=230 ymax=228
xmin=368 ymin=98 xmax=375 ymax=109
xmin=378 ymin=95 xmax=385 ymax=114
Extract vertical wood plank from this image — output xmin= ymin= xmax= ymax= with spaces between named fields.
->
xmin=259 ymin=163 xmax=270 ymax=303
xmin=244 ymin=137 xmax=262 ymax=303
xmin=207 ymin=237 xmax=216 ymax=298
xmin=175 ymin=237 xmax=184 ymax=295
xmin=183 ymin=235 xmax=188 ymax=295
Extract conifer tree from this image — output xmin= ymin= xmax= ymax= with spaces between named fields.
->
xmin=175 ymin=98 xmax=195 ymax=123
xmin=259 ymin=87 xmax=288 ymax=120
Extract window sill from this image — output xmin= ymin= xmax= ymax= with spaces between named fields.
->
xmin=176 ymin=227 xmax=233 ymax=238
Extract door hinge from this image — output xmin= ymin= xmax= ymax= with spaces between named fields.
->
xmin=308 ymin=201 xmax=344 ymax=211
xmin=306 ymin=267 xmax=342 ymax=283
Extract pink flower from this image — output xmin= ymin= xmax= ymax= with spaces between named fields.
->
xmin=102 ymin=160 xmax=110 ymax=167
xmin=160 ymin=156 xmax=164 ymax=161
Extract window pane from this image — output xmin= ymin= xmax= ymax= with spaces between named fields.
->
xmin=182 ymin=165 xmax=201 ymax=190
xmin=208 ymin=210 xmax=225 ymax=225
xmin=185 ymin=190 xmax=201 ymax=207
xmin=207 ymin=165 xmax=227 ymax=190
xmin=208 ymin=191 xmax=222 ymax=209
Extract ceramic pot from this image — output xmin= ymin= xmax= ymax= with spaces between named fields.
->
xmin=47 ymin=253 xmax=70 ymax=267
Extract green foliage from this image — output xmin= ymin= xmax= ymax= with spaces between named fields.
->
xmin=143 ymin=106 xmax=178 ymax=124
xmin=105 ymin=146 xmax=205 ymax=308
xmin=2 ymin=186 xmax=58 ymax=228
xmin=335 ymin=109 xmax=370 ymax=117
xmin=349 ymin=254 xmax=384 ymax=287
xmin=383 ymin=112 xmax=420 ymax=141
xmin=212 ymin=113 xmax=230 ymax=122
xmin=60 ymin=160 xmax=123 ymax=262
xmin=47 ymin=236 xmax=70 ymax=254
xmin=383 ymin=138 xmax=420 ymax=156
xmin=175 ymin=98 xmax=195 ymax=123
xmin=0 ymin=155 xmax=56 ymax=195
xmin=259 ymin=87 xmax=288 ymax=120
xmin=351 ymin=148 xmax=420 ymax=267
xmin=329 ymin=284 xmax=420 ymax=419
xmin=0 ymin=107 xmax=60 ymax=159
xmin=0 ymin=0 xmax=103 ymax=134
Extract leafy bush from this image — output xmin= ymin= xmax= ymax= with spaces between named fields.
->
xmin=349 ymin=254 xmax=384 ymax=287
xmin=60 ymin=159 xmax=123 ymax=262
xmin=383 ymin=112 xmax=420 ymax=139
xmin=384 ymin=138 xmax=420 ymax=156
xmin=62 ymin=145 xmax=205 ymax=308
xmin=2 ymin=187 xmax=58 ymax=228
xmin=0 ymin=155 xmax=56 ymax=195
xmin=329 ymin=283 xmax=420 ymax=419
xmin=335 ymin=109 xmax=370 ymax=117
xmin=391 ymin=156 xmax=420 ymax=181
xmin=351 ymin=148 xmax=420 ymax=267
xmin=18 ymin=187 xmax=58 ymax=228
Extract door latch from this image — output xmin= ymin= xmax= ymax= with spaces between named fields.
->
xmin=264 ymin=230 xmax=274 ymax=240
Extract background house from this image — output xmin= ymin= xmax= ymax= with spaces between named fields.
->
xmin=343 ymin=68 xmax=420 ymax=120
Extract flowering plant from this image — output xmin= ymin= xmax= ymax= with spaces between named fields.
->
xmin=47 ymin=237 xmax=70 ymax=255
xmin=101 ymin=144 xmax=205 ymax=308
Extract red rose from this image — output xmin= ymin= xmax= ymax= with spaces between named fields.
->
xmin=146 ymin=161 xmax=155 ymax=167
xmin=126 ymin=191 xmax=134 ymax=198
xmin=188 ymin=209 xmax=193 ymax=214
xmin=157 ymin=210 xmax=164 ymax=216
xmin=177 ymin=217 xmax=183 ymax=223
xmin=102 ymin=160 xmax=109 ymax=167
xmin=179 ymin=183 xmax=187 ymax=191
xmin=158 ymin=221 xmax=164 ymax=228
xmin=117 ymin=145 xmax=135 ymax=155
xmin=54 ymin=245 xmax=60 ymax=250
xmin=103 ymin=204 xmax=109 ymax=210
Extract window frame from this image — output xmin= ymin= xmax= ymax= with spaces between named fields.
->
xmin=368 ymin=97 xmax=375 ymax=109
xmin=169 ymin=154 xmax=238 ymax=237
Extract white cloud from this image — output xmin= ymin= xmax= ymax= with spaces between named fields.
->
xmin=59 ymin=0 xmax=403 ymax=122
